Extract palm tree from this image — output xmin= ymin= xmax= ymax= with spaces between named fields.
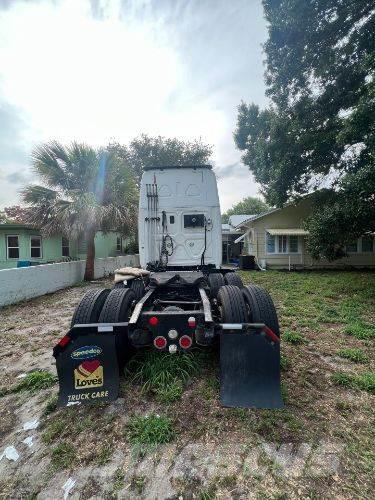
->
xmin=23 ymin=141 xmax=138 ymax=280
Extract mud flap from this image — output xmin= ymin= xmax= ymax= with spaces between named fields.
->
xmin=54 ymin=326 xmax=122 ymax=407
xmin=220 ymin=331 xmax=283 ymax=409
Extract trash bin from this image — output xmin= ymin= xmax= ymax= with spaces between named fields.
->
xmin=17 ymin=261 xmax=31 ymax=268
xmin=239 ymin=255 xmax=255 ymax=270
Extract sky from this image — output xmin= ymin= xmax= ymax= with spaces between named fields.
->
xmin=0 ymin=0 xmax=268 ymax=211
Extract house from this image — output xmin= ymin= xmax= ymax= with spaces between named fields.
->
xmin=0 ymin=223 xmax=127 ymax=270
xmin=221 ymin=214 xmax=256 ymax=264
xmin=235 ymin=196 xmax=375 ymax=269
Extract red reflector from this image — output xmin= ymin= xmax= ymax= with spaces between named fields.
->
xmin=154 ymin=336 xmax=167 ymax=349
xmin=179 ymin=335 xmax=192 ymax=349
xmin=187 ymin=316 xmax=196 ymax=328
xmin=263 ymin=326 xmax=280 ymax=343
xmin=58 ymin=335 xmax=70 ymax=347
xmin=149 ymin=316 xmax=159 ymax=326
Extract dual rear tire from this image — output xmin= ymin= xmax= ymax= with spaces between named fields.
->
xmin=71 ymin=287 xmax=135 ymax=326
xmin=217 ymin=284 xmax=279 ymax=336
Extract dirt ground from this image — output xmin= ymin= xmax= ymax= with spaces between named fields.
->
xmin=0 ymin=271 xmax=374 ymax=499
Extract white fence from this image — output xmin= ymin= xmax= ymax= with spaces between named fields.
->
xmin=0 ymin=255 xmax=140 ymax=307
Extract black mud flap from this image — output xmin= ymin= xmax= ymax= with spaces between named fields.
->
xmin=54 ymin=325 xmax=123 ymax=408
xmin=220 ymin=331 xmax=283 ymax=409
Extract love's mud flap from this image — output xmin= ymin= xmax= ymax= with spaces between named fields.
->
xmin=54 ymin=327 xmax=120 ymax=407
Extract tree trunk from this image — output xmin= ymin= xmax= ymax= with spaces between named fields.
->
xmin=84 ymin=232 xmax=96 ymax=281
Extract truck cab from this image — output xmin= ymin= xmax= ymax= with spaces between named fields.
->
xmin=138 ymin=165 xmax=222 ymax=269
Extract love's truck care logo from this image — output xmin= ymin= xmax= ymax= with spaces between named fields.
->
xmin=71 ymin=346 xmax=102 ymax=360
xmin=74 ymin=360 xmax=103 ymax=389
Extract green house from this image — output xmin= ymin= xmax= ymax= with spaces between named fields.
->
xmin=0 ymin=224 xmax=126 ymax=270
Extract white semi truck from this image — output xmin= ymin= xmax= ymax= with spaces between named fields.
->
xmin=54 ymin=165 xmax=282 ymax=409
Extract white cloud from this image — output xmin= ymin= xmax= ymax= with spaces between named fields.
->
xmin=0 ymin=0 xmax=267 ymax=210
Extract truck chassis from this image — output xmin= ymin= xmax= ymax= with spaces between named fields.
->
xmin=54 ymin=269 xmax=282 ymax=409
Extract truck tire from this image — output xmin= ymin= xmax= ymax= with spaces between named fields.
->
xmin=114 ymin=281 xmax=127 ymax=289
xmin=224 ymin=272 xmax=244 ymax=288
xmin=71 ymin=288 xmax=110 ymax=327
xmin=130 ymin=279 xmax=145 ymax=300
xmin=208 ymin=273 xmax=225 ymax=298
xmin=242 ymin=285 xmax=280 ymax=336
xmin=217 ymin=285 xmax=248 ymax=323
xmin=99 ymin=288 xmax=136 ymax=323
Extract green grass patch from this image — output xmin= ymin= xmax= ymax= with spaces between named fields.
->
xmin=43 ymin=394 xmax=58 ymax=415
xmin=126 ymin=349 xmax=204 ymax=393
xmin=337 ymin=348 xmax=368 ymax=363
xmin=344 ymin=322 xmax=375 ymax=340
xmin=126 ymin=414 xmax=174 ymax=445
xmin=331 ymin=372 xmax=375 ymax=393
xmin=15 ymin=371 xmax=57 ymax=393
xmin=154 ymin=379 xmax=183 ymax=403
xmin=282 ymin=330 xmax=305 ymax=344
xmin=51 ymin=442 xmax=76 ymax=469
xmin=42 ymin=420 xmax=65 ymax=444
xmin=280 ymin=354 xmax=289 ymax=371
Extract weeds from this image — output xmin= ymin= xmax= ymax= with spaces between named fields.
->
xmin=344 ymin=322 xmax=375 ymax=340
xmin=43 ymin=394 xmax=58 ymax=415
xmin=126 ymin=349 xmax=204 ymax=393
xmin=15 ymin=371 xmax=57 ymax=393
xmin=51 ymin=442 xmax=76 ymax=469
xmin=42 ymin=420 xmax=65 ymax=444
xmin=155 ymin=379 xmax=183 ymax=403
xmin=131 ymin=474 xmax=146 ymax=494
xmin=337 ymin=348 xmax=367 ymax=363
xmin=332 ymin=372 xmax=375 ymax=393
xmin=126 ymin=414 xmax=174 ymax=445
xmin=282 ymin=330 xmax=305 ymax=344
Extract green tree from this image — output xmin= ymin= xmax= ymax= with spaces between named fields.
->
xmin=234 ymin=0 xmax=374 ymax=260
xmin=222 ymin=196 xmax=269 ymax=223
xmin=22 ymin=142 xmax=137 ymax=280
xmin=108 ymin=134 xmax=213 ymax=186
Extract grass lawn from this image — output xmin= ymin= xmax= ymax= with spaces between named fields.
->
xmin=0 ymin=271 xmax=374 ymax=499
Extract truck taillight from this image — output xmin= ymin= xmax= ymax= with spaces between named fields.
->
xmin=154 ymin=336 xmax=167 ymax=349
xmin=179 ymin=335 xmax=192 ymax=349
xmin=187 ymin=316 xmax=196 ymax=328
xmin=149 ymin=316 xmax=159 ymax=326
xmin=58 ymin=335 xmax=71 ymax=347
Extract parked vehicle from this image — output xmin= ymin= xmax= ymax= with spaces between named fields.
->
xmin=54 ymin=165 xmax=282 ymax=408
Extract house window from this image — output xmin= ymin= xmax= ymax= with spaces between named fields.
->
xmin=278 ymin=235 xmax=287 ymax=253
xmin=267 ymin=233 xmax=275 ymax=253
xmin=62 ymin=237 xmax=70 ymax=257
xmin=7 ymin=235 xmax=19 ymax=259
xmin=30 ymin=236 xmax=42 ymax=258
xmin=289 ymin=235 xmax=299 ymax=253
xmin=346 ymin=240 xmax=358 ymax=253
xmin=362 ymin=236 xmax=373 ymax=252
xmin=116 ymin=236 xmax=122 ymax=252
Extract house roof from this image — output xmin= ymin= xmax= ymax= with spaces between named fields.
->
xmin=229 ymin=214 xmax=257 ymax=228
xmin=0 ymin=223 xmax=35 ymax=230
